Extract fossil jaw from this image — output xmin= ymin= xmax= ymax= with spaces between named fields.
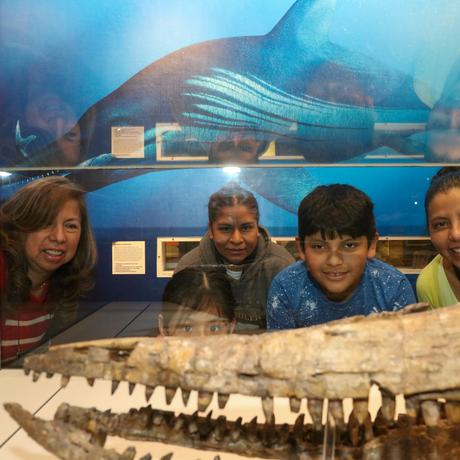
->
xmin=23 ymin=305 xmax=460 ymax=404
xmin=9 ymin=304 xmax=460 ymax=459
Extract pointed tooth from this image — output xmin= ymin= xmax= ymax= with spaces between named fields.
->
xmin=217 ymin=393 xmax=230 ymax=409
xmin=198 ymin=411 xmax=214 ymax=437
xmin=347 ymin=411 xmax=360 ymax=447
xmin=352 ymin=398 xmax=369 ymax=425
xmin=160 ymin=454 xmax=174 ymax=460
xmin=173 ymin=414 xmax=187 ymax=431
xmin=381 ymin=394 xmax=396 ymax=422
xmin=329 ymin=399 xmax=344 ymax=429
xmin=198 ymin=391 xmax=213 ymax=412
xmin=230 ymin=417 xmax=243 ymax=442
xmin=294 ymin=413 xmax=305 ymax=431
xmin=405 ymin=396 xmax=420 ymax=419
xmin=45 ymin=372 xmax=54 ymax=379
xmin=128 ymin=382 xmax=136 ymax=395
xmin=153 ymin=411 xmax=164 ymax=426
xmin=307 ymin=399 xmax=323 ymax=430
xmin=145 ymin=385 xmax=155 ymax=402
xmin=181 ymin=389 xmax=191 ymax=407
xmin=32 ymin=371 xmax=41 ymax=382
xmin=86 ymin=378 xmax=95 ymax=387
xmin=165 ymin=387 xmax=177 ymax=405
xmin=111 ymin=380 xmax=120 ymax=395
xmin=363 ymin=412 xmax=374 ymax=442
xmin=139 ymin=454 xmax=152 ymax=460
xmin=261 ymin=396 xmax=274 ymax=422
xmin=24 ymin=368 xmax=31 ymax=376
xmin=445 ymin=401 xmax=460 ymax=423
xmin=214 ymin=415 xmax=227 ymax=442
xmin=289 ymin=397 xmax=302 ymax=413
xmin=61 ymin=375 xmax=70 ymax=388
xmin=421 ymin=400 xmax=441 ymax=427
xmin=245 ymin=416 xmax=259 ymax=443
xmin=188 ymin=411 xmax=199 ymax=434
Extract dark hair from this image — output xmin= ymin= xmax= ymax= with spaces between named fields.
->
xmin=161 ymin=267 xmax=236 ymax=326
xmin=208 ymin=183 xmax=259 ymax=223
xmin=297 ymin=184 xmax=376 ymax=245
xmin=425 ymin=167 xmax=460 ymax=223
xmin=0 ymin=176 xmax=97 ymax=315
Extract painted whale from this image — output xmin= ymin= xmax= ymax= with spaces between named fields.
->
xmin=19 ymin=0 xmax=429 ymax=166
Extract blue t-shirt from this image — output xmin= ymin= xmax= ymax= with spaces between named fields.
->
xmin=267 ymin=259 xmax=416 ymax=330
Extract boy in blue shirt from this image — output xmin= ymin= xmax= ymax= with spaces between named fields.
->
xmin=267 ymin=184 xmax=416 ymax=330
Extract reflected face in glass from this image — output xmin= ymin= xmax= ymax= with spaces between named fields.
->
xmin=428 ymin=107 xmax=460 ymax=162
xmin=299 ymin=232 xmax=376 ymax=302
xmin=210 ymin=136 xmax=263 ymax=164
xmin=428 ymin=188 xmax=460 ymax=269
xmin=24 ymin=199 xmax=82 ymax=284
xmin=209 ymin=205 xmax=259 ymax=264
xmin=161 ymin=308 xmax=233 ymax=337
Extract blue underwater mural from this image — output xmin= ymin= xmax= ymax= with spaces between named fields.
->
xmin=1 ymin=0 xmax=460 ymax=166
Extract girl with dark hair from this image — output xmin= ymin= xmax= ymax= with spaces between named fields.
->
xmin=159 ymin=267 xmax=235 ymax=337
xmin=174 ymin=183 xmax=294 ymax=332
xmin=417 ymin=167 xmax=460 ymax=307
xmin=0 ymin=176 xmax=97 ymax=365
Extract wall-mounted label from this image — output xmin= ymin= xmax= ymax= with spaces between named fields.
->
xmin=112 ymin=241 xmax=146 ymax=275
xmin=111 ymin=126 xmax=145 ymax=158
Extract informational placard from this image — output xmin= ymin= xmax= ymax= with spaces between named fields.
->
xmin=111 ymin=126 xmax=145 ymax=158
xmin=112 ymin=241 xmax=146 ymax=275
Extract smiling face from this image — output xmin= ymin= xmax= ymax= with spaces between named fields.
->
xmin=209 ymin=205 xmax=260 ymax=264
xmin=428 ymin=188 xmax=460 ymax=269
xmin=24 ymin=198 xmax=82 ymax=287
xmin=298 ymin=232 xmax=377 ymax=302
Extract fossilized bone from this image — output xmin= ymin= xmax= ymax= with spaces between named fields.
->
xmin=6 ymin=304 xmax=460 ymax=459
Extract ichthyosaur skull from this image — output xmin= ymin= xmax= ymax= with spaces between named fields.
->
xmin=15 ymin=0 xmax=429 ymax=166
xmin=6 ymin=303 xmax=460 ymax=459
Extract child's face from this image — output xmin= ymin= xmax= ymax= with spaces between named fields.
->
xmin=209 ymin=205 xmax=259 ymax=264
xmin=298 ymin=232 xmax=377 ymax=302
xmin=160 ymin=308 xmax=234 ymax=337
xmin=428 ymin=188 xmax=460 ymax=269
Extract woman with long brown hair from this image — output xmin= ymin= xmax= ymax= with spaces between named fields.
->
xmin=0 ymin=176 xmax=97 ymax=365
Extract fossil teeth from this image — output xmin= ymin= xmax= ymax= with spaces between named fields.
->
xmin=24 ymin=368 xmax=31 ymax=376
xmin=230 ymin=416 xmax=243 ymax=442
xmin=289 ymin=396 xmax=302 ymax=413
xmin=188 ymin=411 xmax=199 ymax=434
xmin=159 ymin=453 xmax=173 ymax=460
xmin=181 ymin=388 xmax=191 ymax=407
xmin=165 ymin=387 xmax=177 ymax=405
xmin=32 ymin=371 xmax=41 ymax=382
xmin=86 ymin=377 xmax=95 ymax=387
xmin=61 ymin=375 xmax=70 ymax=388
xmin=307 ymin=399 xmax=322 ymax=430
xmin=111 ymin=380 xmax=120 ymax=395
xmin=347 ymin=410 xmax=360 ymax=447
xmin=329 ymin=399 xmax=345 ymax=430
xmin=45 ymin=372 xmax=54 ymax=379
xmin=214 ymin=415 xmax=227 ymax=442
xmin=421 ymin=400 xmax=441 ymax=427
xmin=128 ymin=382 xmax=136 ymax=395
xmin=197 ymin=391 xmax=213 ymax=412
xmin=173 ymin=414 xmax=186 ymax=432
xmin=352 ymin=398 xmax=369 ymax=425
xmin=245 ymin=416 xmax=259 ymax=443
xmin=445 ymin=401 xmax=460 ymax=423
xmin=261 ymin=396 xmax=274 ymax=422
xmin=145 ymin=385 xmax=155 ymax=403
xmin=381 ymin=393 xmax=396 ymax=422
xmin=405 ymin=396 xmax=420 ymax=420
xmin=217 ymin=392 xmax=230 ymax=409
